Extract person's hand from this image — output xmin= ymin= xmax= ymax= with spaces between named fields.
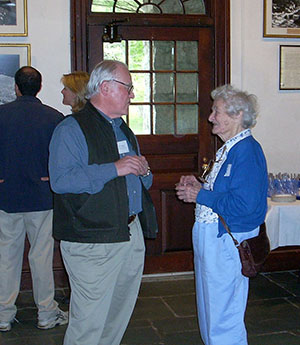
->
xmin=178 ymin=175 xmax=199 ymax=186
xmin=175 ymin=175 xmax=202 ymax=203
xmin=115 ymin=155 xmax=150 ymax=177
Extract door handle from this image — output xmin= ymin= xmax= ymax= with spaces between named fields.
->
xmin=202 ymin=157 xmax=208 ymax=170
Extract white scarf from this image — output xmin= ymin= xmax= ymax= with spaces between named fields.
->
xmin=195 ymin=129 xmax=251 ymax=223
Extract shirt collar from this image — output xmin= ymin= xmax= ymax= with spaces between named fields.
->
xmin=220 ymin=128 xmax=252 ymax=154
xmin=97 ymin=110 xmax=122 ymax=127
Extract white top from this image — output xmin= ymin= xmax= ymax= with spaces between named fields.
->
xmin=195 ymin=129 xmax=252 ymax=223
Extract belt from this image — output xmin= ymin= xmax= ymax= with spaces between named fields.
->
xmin=128 ymin=214 xmax=136 ymax=225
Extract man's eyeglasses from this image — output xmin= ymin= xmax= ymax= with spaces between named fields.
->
xmin=112 ymin=79 xmax=134 ymax=94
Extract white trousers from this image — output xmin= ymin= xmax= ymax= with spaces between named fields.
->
xmin=61 ymin=216 xmax=145 ymax=345
xmin=0 ymin=210 xmax=58 ymax=322
xmin=193 ymin=222 xmax=249 ymax=345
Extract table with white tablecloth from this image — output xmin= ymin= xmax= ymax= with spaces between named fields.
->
xmin=266 ymin=199 xmax=300 ymax=251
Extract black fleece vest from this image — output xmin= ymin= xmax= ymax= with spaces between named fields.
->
xmin=53 ymin=102 xmax=158 ymax=243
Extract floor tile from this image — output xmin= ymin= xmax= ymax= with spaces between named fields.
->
xmin=264 ymin=271 xmax=300 ymax=297
xmin=152 ymin=316 xmax=198 ymax=334
xmin=131 ymin=297 xmax=174 ymax=320
xmin=121 ymin=326 xmax=161 ymax=345
xmin=248 ymin=331 xmax=300 ymax=345
xmin=0 ymin=270 xmax=299 ymax=345
xmin=139 ymin=278 xmax=195 ymax=298
xmin=163 ymin=331 xmax=204 ymax=345
xmin=248 ymin=273 xmax=292 ymax=300
xmin=246 ymin=298 xmax=300 ymax=334
xmin=163 ymin=294 xmax=197 ymax=317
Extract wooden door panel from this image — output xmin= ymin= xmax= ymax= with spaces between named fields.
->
xmin=83 ymin=7 xmax=224 ymax=274
xmin=161 ymin=190 xmax=194 ymax=252
xmin=88 ymin=25 xmax=215 ymax=272
xmin=145 ymin=153 xmax=197 ymax=173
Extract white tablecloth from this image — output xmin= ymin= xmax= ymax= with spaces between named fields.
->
xmin=266 ymin=199 xmax=300 ymax=250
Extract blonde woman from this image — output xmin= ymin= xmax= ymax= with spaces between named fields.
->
xmin=61 ymin=71 xmax=89 ymax=113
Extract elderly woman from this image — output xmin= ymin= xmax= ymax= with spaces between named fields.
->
xmin=176 ymin=84 xmax=268 ymax=345
xmin=61 ymin=71 xmax=90 ymax=113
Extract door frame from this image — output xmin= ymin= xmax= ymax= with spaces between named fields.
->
xmin=70 ymin=0 xmax=230 ymax=87
xmin=69 ymin=0 xmax=231 ymax=274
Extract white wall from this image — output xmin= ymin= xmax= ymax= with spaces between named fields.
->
xmin=231 ymin=0 xmax=300 ymax=174
xmin=0 ymin=0 xmax=71 ymax=114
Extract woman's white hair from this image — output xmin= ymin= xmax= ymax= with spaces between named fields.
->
xmin=86 ymin=60 xmax=128 ymax=99
xmin=211 ymin=84 xmax=259 ymax=128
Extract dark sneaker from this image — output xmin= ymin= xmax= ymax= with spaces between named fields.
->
xmin=37 ymin=309 xmax=68 ymax=330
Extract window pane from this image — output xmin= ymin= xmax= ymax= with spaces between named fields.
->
xmin=159 ymin=0 xmax=183 ymax=14
xmin=154 ymin=105 xmax=174 ymax=134
xmin=129 ymin=41 xmax=150 ymax=70
xmin=153 ymin=73 xmax=174 ymax=103
xmin=115 ymin=0 xmax=139 ymax=13
xmin=91 ymin=0 xmax=206 ymax=14
xmin=129 ymin=105 xmax=151 ymax=134
xmin=91 ymin=0 xmax=114 ymax=12
xmin=132 ymin=73 xmax=150 ymax=102
xmin=177 ymin=105 xmax=198 ymax=134
xmin=176 ymin=73 xmax=198 ymax=102
xmin=185 ymin=0 xmax=206 ymax=14
xmin=103 ymin=41 xmax=126 ymax=62
xmin=177 ymin=41 xmax=198 ymax=71
xmin=152 ymin=41 xmax=174 ymax=70
xmin=139 ymin=4 xmax=161 ymax=14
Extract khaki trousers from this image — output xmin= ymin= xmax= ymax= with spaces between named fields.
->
xmin=61 ymin=216 xmax=145 ymax=345
xmin=0 ymin=210 xmax=58 ymax=322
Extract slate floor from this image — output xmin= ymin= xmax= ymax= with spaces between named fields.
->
xmin=0 ymin=270 xmax=299 ymax=345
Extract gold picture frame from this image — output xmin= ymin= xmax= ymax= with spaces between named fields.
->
xmin=0 ymin=0 xmax=28 ymax=36
xmin=0 ymin=43 xmax=31 ymax=104
xmin=264 ymin=0 xmax=300 ymax=38
xmin=279 ymin=45 xmax=300 ymax=90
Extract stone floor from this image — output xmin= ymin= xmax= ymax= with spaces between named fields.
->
xmin=0 ymin=270 xmax=300 ymax=345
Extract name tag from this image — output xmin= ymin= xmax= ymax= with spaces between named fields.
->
xmin=117 ymin=140 xmax=129 ymax=154
xmin=224 ymin=164 xmax=232 ymax=177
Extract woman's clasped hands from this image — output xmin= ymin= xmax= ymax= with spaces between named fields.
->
xmin=175 ymin=175 xmax=202 ymax=203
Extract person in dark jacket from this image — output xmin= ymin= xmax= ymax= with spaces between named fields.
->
xmin=0 ymin=66 xmax=68 ymax=332
xmin=49 ymin=60 xmax=158 ymax=345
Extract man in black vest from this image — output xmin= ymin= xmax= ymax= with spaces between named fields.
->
xmin=49 ymin=60 xmax=158 ymax=345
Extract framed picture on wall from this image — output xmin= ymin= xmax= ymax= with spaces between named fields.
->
xmin=0 ymin=0 xmax=28 ymax=36
xmin=0 ymin=43 xmax=31 ymax=104
xmin=264 ymin=0 xmax=300 ymax=38
xmin=279 ymin=45 xmax=300 ymax=89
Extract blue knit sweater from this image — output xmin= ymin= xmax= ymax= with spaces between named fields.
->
xmin=196 ymin=135 xmax=268 ymax=236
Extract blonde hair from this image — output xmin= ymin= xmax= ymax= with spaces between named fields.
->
xmin=61 ymin=71 xmax=90 ymax=112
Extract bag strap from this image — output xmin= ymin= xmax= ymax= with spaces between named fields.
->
xmin=218 ymin=215 xmax=239 ymax=247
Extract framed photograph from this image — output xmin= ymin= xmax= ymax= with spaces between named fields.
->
xmin=0 ymin=0 xmax=27 ymax=36
xmin=279 ymin=45 xmax=300 ymax=89
xmin=0 ymin=43 xmax=31 ymax=104
xmin=264 ymin=0 xmax=300 ymax=38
